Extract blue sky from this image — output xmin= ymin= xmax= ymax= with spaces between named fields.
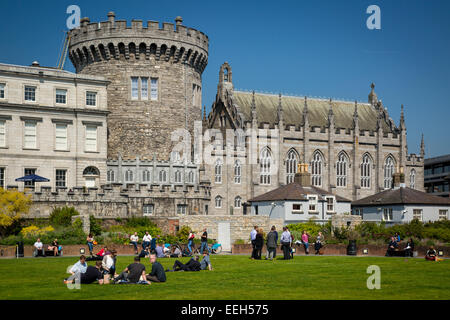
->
xmin=0 ymin=0 xmax=449 ymax=157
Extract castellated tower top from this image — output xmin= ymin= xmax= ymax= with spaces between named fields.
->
xmin=68 ymin=12 xmax=209 ymax=74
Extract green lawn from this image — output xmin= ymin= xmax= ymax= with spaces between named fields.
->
xmin=0 ymin=255 xmax=449 ymax=300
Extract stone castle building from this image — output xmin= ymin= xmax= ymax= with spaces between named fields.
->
xmin=0 ymin=12 xmax=425 ymax=225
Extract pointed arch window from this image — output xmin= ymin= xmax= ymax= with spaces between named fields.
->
xmin=107 ymin=170 xmax=115 ymax=183
xmin=215 ymin=158 xmax=223 ymax=183
xmin=384 ymin=156 xmax=395 ymax=189
xmin=187 ymin=171 xmax=194 ymax=183
xmin=174 ymin=170 xmax=182 ymax=183
xmin=410 ymin=169 xmax=416 ymax=189
xmin=234 ymin=196 xmax=242 ymax=209
xmin=142 ymin=169 xmax=151 ymax=183
xmin=159 ymin=170 xmax=167 ymax=183
xmin=361 ymin=154 xmax=371 ymax=189
xmin=234 ymin=160 xmax=241 ymax=184
xmin=125 ymin=169 xmax=134 ymax=183
xmin=336 ymin=152 xmax=348 ymax=187
xmin=215 ymin=195 xmax=222 ymax=208
xmin=311 ymin=151 xmax=323 ymax=187
xmin=260 ymin=148 xmax=272 ymax=185
xmin=286 ymin=149 xmax=298 ymax=184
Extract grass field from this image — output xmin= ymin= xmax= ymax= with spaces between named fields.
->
xmin=0 ymin=255 xmax=449 ymax=300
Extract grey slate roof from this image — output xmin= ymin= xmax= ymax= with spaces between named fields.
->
xmin=352 ymin=187 xmax=450 ymax=206
xmin=233 ymin=91 xmax=394 ymax=133
xmin=248 ymin=182 xmax=352 ymax=203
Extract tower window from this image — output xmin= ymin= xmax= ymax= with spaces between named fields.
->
xmin=141 ymin=77 xmax=148 ymax=100
xmin=150 ymin=78 xmax=158 ymax=100
xmin=131 ymin=77 xmax=139 ymax=99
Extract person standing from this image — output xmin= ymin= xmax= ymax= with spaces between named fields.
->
xmin=254 ymin=228 xmax=264 ymax=260
xmin=301 ymin=230 xmax=309 ymax=255
xmin=86 ymin=233 xmax=95 ymax=256
xmin=266 ymin=226 xmax=277 ymax=260
xmin=200 ymin=228 xmax=209 ymax=254
xmin=280 ymin=227 xmax=292 ymax=260
xmin=142 ymin=232 xmax=152 ymax=250
xmin=188 ymin=231 xmax=195 ymax=255
xmin=146 ymin=254 xmax=167 ymax=282
xmin=250 ymin=226 xmax=258 ymax=259
xmin=130 ymin=232 xmax=139 ymax=254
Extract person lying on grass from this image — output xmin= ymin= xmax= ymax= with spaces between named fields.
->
xmin=145 ymin=254 xmax=166 ymax=283
xmin=167 ymin=255 xmax=202 ymax=272
xmin=64 ymin=261 xmax=104 ymax=285
xmin=113 ymin=256 xmax=150 ymax=284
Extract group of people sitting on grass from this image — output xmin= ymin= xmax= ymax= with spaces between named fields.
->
xmin=385 ymin=233 xmax=443 ymax=261
xmin=250 ymin=226 xmax=325 ymax=261
xmin=33 ymin=238 xmax=63 ymax=257
xmin=63 ymin=249 xmax=213 ymax=286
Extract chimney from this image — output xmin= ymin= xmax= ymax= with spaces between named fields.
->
xmin=393 ymin=167 xmax=405 ymax=189
xmin=108 ymin=12 xmax=116 ymax=27
xmin=294 ymin=163 xmax=311 ymax=187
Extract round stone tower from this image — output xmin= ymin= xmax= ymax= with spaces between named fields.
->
xmin=68 ymin=12 xmax=209 ymax=161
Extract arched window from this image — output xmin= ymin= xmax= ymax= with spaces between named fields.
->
xmin=142 ymin=169 xmax=151 ymax=183
xmin=410 ymin=169 xmax=416 ymax=189
xmin=107 ymin=170 xmax=115 ymax=183
xmin=336 ymin=152 xmax=348 ymax=187
xmin=223 ymin=68 xmax=229 ymax=82
xmin=361 ymin=154 xmax=371 ymax=189
xmin=234 ymin=160 xmax=241 ymax=184
xmin=311 ymin=151 xmax=323 ymax=187
xmin=170 ymin=151 xmax=181 ymax=163
xmin=159 ymin=170 xmax=167 ymax=183
xmin=215 ymin=195 xmax=222 ymax=208
xmin=187 ymin=171 xmax=194 ymax=183
xmin=234 ymin=196 xmax=242 ymax=208
xmin=260 ymin=147 xmax=272 ymax=185
xmin=384 ymin=156 xmax=395 ymax=189
xmin=83 ymin=166 xmax=100 ymax=176
xmin=215 ymin=158 xmax=222 ymax=183
xmin=174 ymin=170 xmax=182 ymax=183
xmin=286 ymin=149 xmax=299 ymax=184
xmin=125 ymin=169 xmax=134 ymax=183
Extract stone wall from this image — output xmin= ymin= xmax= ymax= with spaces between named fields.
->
xmin=177 ymin=215 xmax=284 ymax=245
xmin=331 ymin=214 xmax=362 ymax=230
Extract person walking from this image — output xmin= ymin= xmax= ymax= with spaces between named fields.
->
xmin=265 ymin=226 xmax=277 ymax=260
xmin=280 ymin=227 xmax=292 ymax=260
xmin=86 ymin=233 xmax=95 ymax=256
xmin=250 ymin=226 xmax=258 ymax=259
xmin=200 ymin=228 xmax=209 ymax=254
xmin=254 ymin=228 xmax=264 ymax=260
xmin=301 ymin=230 xmax=309 ymax=255
xmin=187 ymin=231 xmax=195 ymax=255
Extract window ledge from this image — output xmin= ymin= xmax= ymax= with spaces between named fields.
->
xmin=308 ymin=211 xmax=319 ymax=214
xmin=292 ymin=211 xmax=304 ymax=214
xmin=54 ymin=149 xmax=70 ymax=152
xmin=326 ymin=211 xmax=336 ymax=215
xmin=84 ymin=151 xmax=100 ymax=154
xmin=22 ymin=148 xmax=39 ymax=151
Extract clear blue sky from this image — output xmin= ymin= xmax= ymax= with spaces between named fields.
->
xmin=1 ymin=0 xmax=449 ymax=158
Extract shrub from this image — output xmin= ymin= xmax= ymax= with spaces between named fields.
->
xmin=89 ymin=215 xmax=102 ymax=236
xmin=125 ymin=217 xmax=157 ymax=228
xmin=49 ymin=206 xmax=79 ymax=227
xmin=234 ymin=239 xmax=246 ymax=245
xmin=20 ymin=225 xmax=55 ymax=239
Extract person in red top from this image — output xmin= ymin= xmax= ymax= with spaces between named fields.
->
xmin=96 ymin=246 xmax=108 ymax=258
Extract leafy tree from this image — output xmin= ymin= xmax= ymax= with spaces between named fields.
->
xmin=49 ymin=206 xmax=79 ymax=227
xmin=0 ymin=188 xmax=32 ymax=236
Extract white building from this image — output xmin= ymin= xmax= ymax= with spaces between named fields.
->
xmin=0 ymin=62 xmax=109 ymax=191
xmin=248 ymin=164 xmax=351 ymax=224
xmin=352 ymin=173 xmax=450 ymax=224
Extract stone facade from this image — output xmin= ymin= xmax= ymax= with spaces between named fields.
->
xmin=204 ymin=63 xmax=425 ymax=215
xmin=68 ymin=13 xmax=208 ymax=162
xmin=0 ymin=63 xmax=109 ymax=190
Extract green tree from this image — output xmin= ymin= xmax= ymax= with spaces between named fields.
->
xmin=0 ymin=188 xmax=32 ymax=236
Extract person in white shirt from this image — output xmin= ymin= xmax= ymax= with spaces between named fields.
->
xmin=33 ymin=238 xmax=44 ymax=257
xmin=250 ymin=226 xmax=258 ymax=259
xmin=102 ymin=250 xmax=117 ymax=280
xmin=280 ymin=227 xmax=292 ymax=260
xmin=130 ymin=232 xmax=139 ymax=254
xmin=69 ymin=255 xmax=88 ymax=274
xmin=142 ymin=232 xmax=152 ymax=250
